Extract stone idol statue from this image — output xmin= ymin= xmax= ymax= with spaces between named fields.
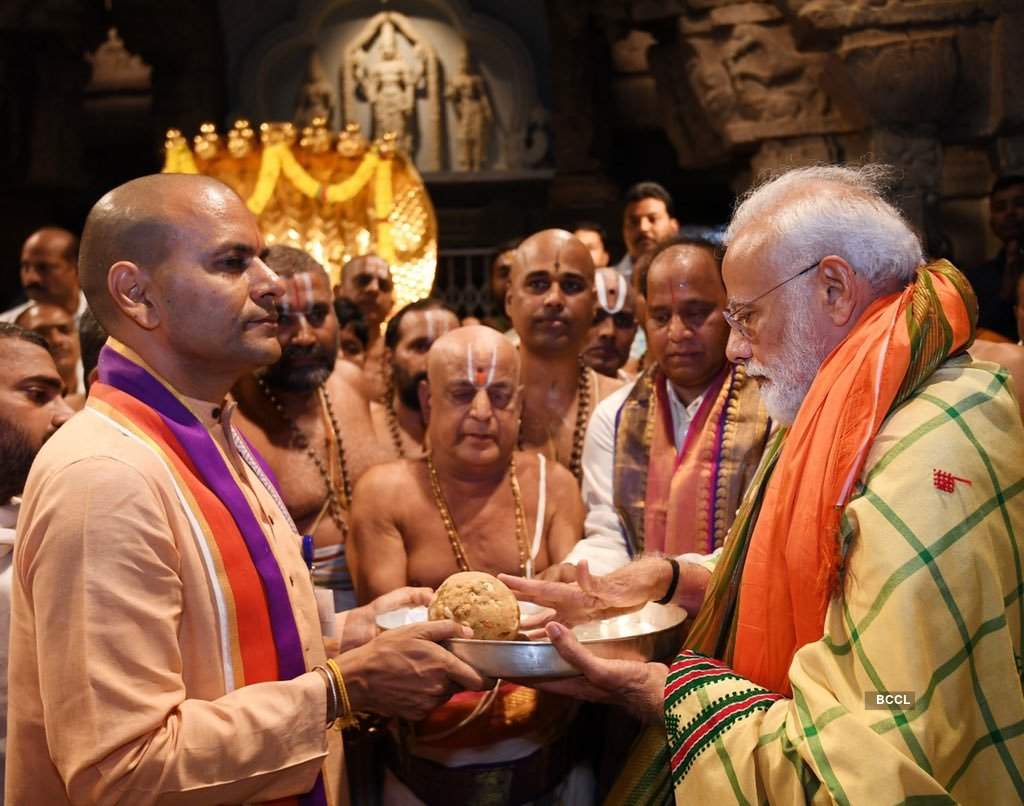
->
xmin=294 ymin=53 xmax=334 ymax=129
xmin=350 ymin=16 xmax=425 ymax=154
xmin=343 ymin=11 xmax=441 ymax=169
xmin=446 ymin=48 xmax=492 ymax=172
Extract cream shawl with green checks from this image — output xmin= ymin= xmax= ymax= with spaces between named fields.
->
xmin=655 ymin=356 xmax=1024 ymax=803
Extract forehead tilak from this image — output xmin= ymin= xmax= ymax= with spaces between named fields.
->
xmin=281 ymin=272 xmax=317 ymax=313
xmin=595 ymin=272 xmax=627 ymax=314
xmin=465 ymin=342 xmax=498 ymax=389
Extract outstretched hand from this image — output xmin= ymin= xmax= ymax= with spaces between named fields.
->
xmin=526 ymin=622 xmax=667 ymax=724
xmin=500 ymin=557 xmax=668 ymax=632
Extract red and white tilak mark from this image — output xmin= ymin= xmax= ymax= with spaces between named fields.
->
xmin=933 ymin=468 xmax=972 ymax=494
xmin=280 ymin=273 xmax=316 ymax=316
xmin=595 ymin=271 xmax=627 ymax=314
xmin=466 ymin=343 xmax=498 ymax=389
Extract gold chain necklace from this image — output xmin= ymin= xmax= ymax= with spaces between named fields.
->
xmin=256 ymin=377 xmax=352 ymax=535
xmin=426 ymin=453 xmax=527 ymax=576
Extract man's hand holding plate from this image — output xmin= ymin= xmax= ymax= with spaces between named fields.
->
xmin=530 ymin=622 xmax=668 ymax=724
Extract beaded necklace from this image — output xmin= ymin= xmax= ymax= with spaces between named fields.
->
xmin=256 ymin=377 xmax=352 ymax=536
xmin=568 ymin=365 xmax=593 ymax=484
xmin=426 ymin=453 xmax=528 ymax=576
xmin=384 ymin=395 xmax=406 ymax=458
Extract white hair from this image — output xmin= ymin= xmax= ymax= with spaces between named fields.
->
xmin=725 ymin=164 xmax=924 ymax=292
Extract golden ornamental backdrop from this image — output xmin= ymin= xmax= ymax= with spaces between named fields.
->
xmin=161 ymin=118 xmax=437 ymax=313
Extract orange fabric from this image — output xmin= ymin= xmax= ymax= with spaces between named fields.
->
xmin=644 ymin=369 xmax=728 ymax=555
xmin=414 ymin=684 xmax=573 ymax=750
xmin=91 ymin=384 xmax=282 ymax=686
xmin=733 ymin=272 xmax=974 ymax=695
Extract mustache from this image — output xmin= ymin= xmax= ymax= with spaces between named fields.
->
xmin=533 ymin=312 xmax=569 ymax=324
xmin=279 ymin=343 xmax=332 ymax=365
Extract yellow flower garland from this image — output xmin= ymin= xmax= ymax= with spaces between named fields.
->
xmin=161 ymin=139 xmax=396 ymax=257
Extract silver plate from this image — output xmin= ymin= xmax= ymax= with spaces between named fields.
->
xmin=375 ymin=601 xmax=688 ymax=678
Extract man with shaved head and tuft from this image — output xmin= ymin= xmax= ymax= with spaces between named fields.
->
xmin=7 ymin=174 xmax=484 ymax=805
xmin=349 ymin=324 xmax=586 ymax=803
xmin=231 ymin=244 xmax=391 ymax=614
xmin=507 ymin=229 xmax=622 ymax=485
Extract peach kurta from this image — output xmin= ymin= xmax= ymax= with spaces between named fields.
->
xmin=7 ymin=374 xmax=345 ymax=804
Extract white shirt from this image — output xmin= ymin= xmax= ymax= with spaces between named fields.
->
xmin=0 ymin=290 xmax=88 ymax=325
xmin=566 ymin=378 xmax=706 ymax=575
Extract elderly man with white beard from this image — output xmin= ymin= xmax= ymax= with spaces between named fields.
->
xmin=504 ymin=164 xmax=1024 ymax=804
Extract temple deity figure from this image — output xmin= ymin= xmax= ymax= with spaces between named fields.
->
xmin=294 ymin=52 xmax=335 ymax=129
xmin=351 ymin=17 xmax=424 ymax=154
xmin=446 ymin=49 xmax=492 ymax=172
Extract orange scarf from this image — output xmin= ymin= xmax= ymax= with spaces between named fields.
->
xmin=732 ymin=261 xmax=975 ymax=694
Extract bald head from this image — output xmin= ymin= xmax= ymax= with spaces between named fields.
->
xmin=79 ymin=174 xmax=244 ymax=331
xmin=506 ymin=229 xmax=597 ymax=356
xmin=511 ymin=229 xmax=595 ymax=285
xmin=425 ymin=326 xmax=521 ymax=469
xmin=339 ymin=253 xmax=393 ymax=327
xmin=427 ymin=325 xmax=519 ymax=388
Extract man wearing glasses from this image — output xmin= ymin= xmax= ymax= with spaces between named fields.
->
xmin=337 ymin=253 xmax=395 ymax=400
xmin=506 ymin=165 xmax=1024 ymax=804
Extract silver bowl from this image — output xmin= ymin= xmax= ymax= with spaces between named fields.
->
xmin=375 ymin=601 xmax=688 ymax=678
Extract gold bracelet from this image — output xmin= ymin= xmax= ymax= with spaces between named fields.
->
xmin=314 ymin=666 xmax=339 ymax=727
xmin=324 ymin=658 xmax=358 ymax=730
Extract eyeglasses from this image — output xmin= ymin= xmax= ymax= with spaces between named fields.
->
xmin=722 ymin=259 xmax=821 ymax=340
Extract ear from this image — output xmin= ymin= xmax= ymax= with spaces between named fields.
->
xmin=669 ymin=217 xmax=680 ymax=235
xmin=818 ymin=255 xmax=859 ymax=327
xmin=418 ymin=378 xmax=431 ymax=423
xmin=109 ymin=260 xmax=159 ymax=330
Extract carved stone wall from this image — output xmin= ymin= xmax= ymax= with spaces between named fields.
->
xmin=597 ymin=0 xmax=1024 ymax=269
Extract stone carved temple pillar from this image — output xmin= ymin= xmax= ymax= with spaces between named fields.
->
xmin=599 ymin=0 xmax=1023 ymax=264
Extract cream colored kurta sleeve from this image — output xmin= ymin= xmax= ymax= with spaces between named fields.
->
xmin=8 ymin=453 xmax=331 ymax=806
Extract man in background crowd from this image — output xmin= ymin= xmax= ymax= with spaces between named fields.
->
xmin=2 ymin=228 xmax=86 ymax=324
xmin=370 ymin=298 xmax=458 ymax=461
xmin=15 ymin=303 xmax=84 ymax=409
xmin=333 ymin=296 xmax=370 ymax=369
xmin=581 ymin=266 xmax=638 ymax=380
xmin=337 ymin=254 xmax=395 ymax=400
xmin=508 ymin=229 xmax=621 ymax=485
xmin=481 ymin=238 xmax=520 ymax=333
xmin=233 ymin=245 xmax=387 ymax=612
xmin=0 ymin=323 xmax=73 ymax=798
xmin=615 ymin=182 xmax=679 ymax=282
